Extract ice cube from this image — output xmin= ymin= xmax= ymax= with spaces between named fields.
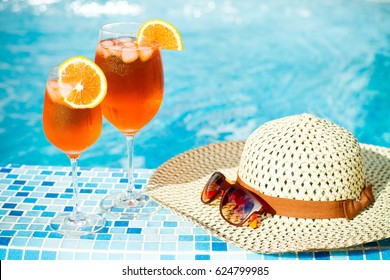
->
xmin=138 ymin=47 xmax=154 ymax=62
xmin=46 ymin=80 xmax=61 ymax=101
xmin=58 ymin=82 xmax=73 ymax=98
xmin=96 ymin=44 xmax=110 ymax=58
xmin=107 ymin=45 xmax=122 ymax=58
xmin=100 ymin=40 xmax=114 ymax=48
xmin=117 ymin=37 xmax=135 ymax=44
xmin=123 ymin=41 xmax=136 ymax=48
xmin=122 ymin=48 xmax=139 ymax=63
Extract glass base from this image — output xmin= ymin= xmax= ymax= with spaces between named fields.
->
xmin=50 ymin=212 xmax=106 ymax=236
xmin=100 ymin=191 xmax=161 ymax=219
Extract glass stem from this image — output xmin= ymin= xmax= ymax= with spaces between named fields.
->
xmin=70 ymin=157 xmax=82 ymax=219
xmin=126 ymin=135 xmax=137 ymax=198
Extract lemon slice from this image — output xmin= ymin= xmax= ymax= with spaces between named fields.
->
xmin=136 ymin=19 xmax=183 ymax=50
xmin=58 ymin=56 xmax=107 ymax=109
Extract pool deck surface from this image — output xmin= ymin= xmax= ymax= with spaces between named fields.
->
xmin=0 ymin=164 xmax=389 ymax=260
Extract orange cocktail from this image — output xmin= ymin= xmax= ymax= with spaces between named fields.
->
xmin=43 ymin=80 xmax=102 ymax=159
xmin=94 ymin=21 xmax=182 ymax=218
xmin=42 ymin=58 xmax=107 ymax=236
xmin=95 ymin=37 xmax=163 ymax=135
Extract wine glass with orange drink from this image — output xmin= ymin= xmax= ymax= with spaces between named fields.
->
xmin=94 ymin=20 xmax=183 ymax=218
xmin=43 ymin=57 xmax=107 ymax=235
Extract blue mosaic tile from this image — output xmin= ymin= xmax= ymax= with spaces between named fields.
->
xmin=161 ymin=242 xmax=176 ymax=251
xmin=0 ymin=168 xmax=12 ymax=173
xmin=179 ymin=235 xmax=194 ymax=241
xmin=160 ymin=228 xmax=174 ymax=234
xmin=12 ymin=224 xmax=28 ymax=230
xmin=93 ymin=241 xmax=110 ymax=250
xmin=0 ymin=248 xmax=6 ymax=259
xmin=13 ymin=180 xmax=26 ymax=185
xmin=112 ymin=172 xmax=125 ymax=178
xmin=195 ymin=235 xmax=210 ymax=241
xmin=365 ymin=249 xmax=380 ymax=260
xmin=195 ymin=254 xmax=210 ymax=260
xmin=281 ymin=252 xmax=298 ymax=260
xmin=41 ymin=181 xmax=55 ymax=186
xmin=80 ymin=189 xmax=93 ymax=194
xmin=2 ymin=203 xmax=16 ymax=209
xmin=33 ymin=231 xmax=49 ymax=238
xmin=48 ymin=232 xmax=63 ymax=239
xmin=163 ymin=221 xmax=177 ymax=227
xmin=127 ymin=228 xmax=142 ymax=234
xmin=15 ymin=191 xmax=29 ymax=197
xmin=264 ymin=253 xmax=279 ymax=260
xmin=98 ymin=227 xmax=109 ymax=234
xmin=348 ymin=250 xmax=364 ymax=260
xmin=24 ymin=250 xmax=40 ymax=260
xmin=0 ymin=237 xmax=11 ymax=246
xmin=41 ymin=212 xmax=56 ymax=217
xmin=11 ymin=238 xmax=28 ymax=246
xmin=45 ymin=193 xmax=59 ymax=198
xmin=381 ymin=248 xmax=390 ymax=260
xmin=41 ymin=251 xmax=57 ymax=260
xmin=8 ymin=249 xmax=23 ymax=260
xmin=127 ymin=242 xmax=143 ymax=251
xmin=0 ymin=230 xmax=16 ymax=236
xmin=97 ymin=234 xmax=112 ymax=241
xmin=212 ymin=242 xmax=227 ymax=251
xmin=23 ymin=198 xmax=37 ymax=203
xmin=33 ymin=205 xmax=46 ymax=211
xmin=314 ymin=251 xmax=331 ymax=260
xmin=195 ymin=242 xmax=210 ymax=251
xmin=144 ymin=242 xmax=159 ymax=251
xmin=114 ymin=221 xmax=129 ymax=227
xmin=298 ymin=252 xmax=314 ymax=260
xmin=9 ymin=210 xmax=24 ymax=216
xmin=161 ymin=254 xmax=175 ymax=260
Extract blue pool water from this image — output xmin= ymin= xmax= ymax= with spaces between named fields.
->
xmin=0 ymin=0 xmax=389 ymax=169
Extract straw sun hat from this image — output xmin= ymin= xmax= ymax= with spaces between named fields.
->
xmin=147 ymin=114 xmax=390 ymax=253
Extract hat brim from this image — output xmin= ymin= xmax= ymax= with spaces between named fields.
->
xmin=147 ymin=141 xmax=390 ymax=253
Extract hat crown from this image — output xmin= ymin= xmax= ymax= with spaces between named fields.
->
xmin=238 ymin=114 xmax=365 ymax=201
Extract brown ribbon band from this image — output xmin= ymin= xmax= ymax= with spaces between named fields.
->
xmin=236 ymin=177 xmax=374 ymax=220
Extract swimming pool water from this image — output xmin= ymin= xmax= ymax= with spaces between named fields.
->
xmin=0 ymin=0 xmax=389 ymax=169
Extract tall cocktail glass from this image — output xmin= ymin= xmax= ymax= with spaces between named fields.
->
xmin=43 ymin=65 xmax=106 ymax=235
xmin=95 ymin=22 xmax=164 ymax=218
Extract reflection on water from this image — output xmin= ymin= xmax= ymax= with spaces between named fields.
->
xmin=0 ymin=0 xmax=389 ymax=168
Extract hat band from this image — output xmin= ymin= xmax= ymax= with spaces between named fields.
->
xmin=236 ymin=177 xmax=374 ymax=220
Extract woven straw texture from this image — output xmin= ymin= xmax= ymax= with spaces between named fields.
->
xmin=147 ymin=118 xmax=390 ymax=253
xmin=238 ymin=114 xmax=365 ymax=201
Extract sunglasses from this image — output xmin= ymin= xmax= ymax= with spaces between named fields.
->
xmin=201 ymin=171 xmax=274 ymax=227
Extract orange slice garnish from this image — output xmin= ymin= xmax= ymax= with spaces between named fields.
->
xmin=136 ymin=19 xmax=183 ymax=50
xmin=58 ymin=56 xmax=107 ymax=109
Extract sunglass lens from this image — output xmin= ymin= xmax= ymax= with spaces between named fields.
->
xmin=201 ymin=173 xmax=225 ymax=203
xmin=221 ymin=186 xmax=255 ymax=225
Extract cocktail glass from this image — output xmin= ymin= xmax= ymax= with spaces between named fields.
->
xmin=95 ymin=22 xmax=163 ymax=218
xmin=43 ymin=65 xmax=106 ymax=235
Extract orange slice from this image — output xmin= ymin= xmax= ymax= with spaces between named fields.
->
xmin=58 ymin=56 xmax=107 ymax=109
xmin=136 ymin=19 xmax=183 ymax=50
